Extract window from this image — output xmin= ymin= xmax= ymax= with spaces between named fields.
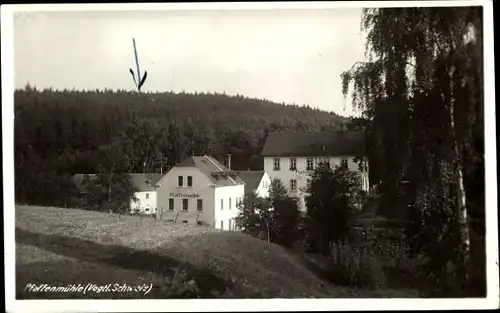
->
xmin=229 ymin=198 xmax=232 ymax=210
xmin=168 ymin=198 xmax=174 ymax=211
xmin=221 ymin=199 xmax=224 ymax=210
xmin=306 ymin=158 xmax=314 ymax=170
xmin=229 ymin=219 xmax=232 ymax=231
xmin=145 ymin=193 xmax=149 ymax=200
xmin=197 ymin=221 xmax=203 ymax=226
xmin=182 ymin=199 xmax=188 ymax=211
xmin=290 ymin=179 xmax=297 ymax=192
xmin=289 ymin=158 xmax=297 ymax=170
xmin=187 ymin=176 xmax=193 ymax=187
xmin=178 ymin=176 xmax=183 ymax=187
xmin=341 ymin=158 xmax=349 ymax=169
xmin=319 ymin=157 xmax=330 ymax=168
xmin=273 ymin=158 xmax=280 ymax=171
xmin=197 ymin=199 xmax=203 ymax=212
xmin=182 ymin=220 xmax=188 ymax=224
xmin=221 ymin=220 xmax=224 ymax=230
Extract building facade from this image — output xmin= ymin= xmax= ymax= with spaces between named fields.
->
xmin=156 ymin=155 xmax=245 ymax=230
xmin=129 ymin=173 xmax=164 ymax=215
xmin=261 ymin=130 xmax=369 ymax=212
xmin=235 ymin=170 xmax=271 ymax=198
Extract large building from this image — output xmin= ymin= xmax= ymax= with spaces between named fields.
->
xmin=156 ymin=155 xmax=245 ymax=230
xmin=261 ymin=130 xmax=369 ymax=212
xmin=235 ymin=170 xmax=271 ymax=198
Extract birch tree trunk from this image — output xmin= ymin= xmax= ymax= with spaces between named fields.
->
xmin=266 ymin=218 xmax=270 ymax=243
xmin=449 ymin=64 xmax=471 ymax=281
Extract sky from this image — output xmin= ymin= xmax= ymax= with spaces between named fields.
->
xmin=14 ymin=9 xmax=367 ymax=116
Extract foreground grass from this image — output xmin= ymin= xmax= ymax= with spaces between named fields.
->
xmin=15 ymin=205 xmax=418 ymax=299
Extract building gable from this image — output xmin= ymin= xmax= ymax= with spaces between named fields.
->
xmin=160 ymin=155 xmax=245 ymax=187
xmin=234 ymin=170 xmax=265 ymax=194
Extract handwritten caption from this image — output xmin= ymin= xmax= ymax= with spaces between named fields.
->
xmin=24 ymin=283 xmax=154 ymax=296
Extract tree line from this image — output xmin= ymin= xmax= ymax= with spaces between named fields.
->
xmin=14 ymin=86 xmax=347 ymax=206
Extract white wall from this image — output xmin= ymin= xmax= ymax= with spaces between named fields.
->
xmin=264 ymin=156 xmax=368 ymax=211
xmin=130 ymin=191 xmax=157 ymax=215
xmin=156 ymin=166 xmax=216 ymax=226
xmin=255 ymin=171 xmax=271 ymax=198
xmin=214 ymin=184 xmax=245 ymax=231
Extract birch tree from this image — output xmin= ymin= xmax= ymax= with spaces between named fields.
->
xmin=341 ymin=7 xmax=483 ymax=286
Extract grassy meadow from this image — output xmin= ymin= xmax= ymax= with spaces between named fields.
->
xmin=15 ymin=205 xmax=419 ymax=299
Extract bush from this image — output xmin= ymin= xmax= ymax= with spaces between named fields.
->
xmin=327 ymin=242 xmax=386 ymax=290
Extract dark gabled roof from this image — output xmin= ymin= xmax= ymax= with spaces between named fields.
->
xmin=128 ymin=173 xmax=164 ymax=192
xmin=73 ymin=173 xmax=163 ymax=192
xmin=261 ymin=130 xmax=366 ymax=157
xmin=234 ymin=170 xmax=265 ymax=194
xmin=175 ymin=155 xmax=245 ymax=187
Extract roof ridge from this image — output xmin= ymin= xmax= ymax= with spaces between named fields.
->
xmin=204 ymin=155 xmax=236 ymax=185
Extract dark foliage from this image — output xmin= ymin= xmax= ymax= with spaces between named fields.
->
xmin=305 ymin=165 xmax=364 ymax=255
xmin=271 ymin=198 xmax=300 ymax=248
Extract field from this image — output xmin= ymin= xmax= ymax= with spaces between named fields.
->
xmin=15 ymin=205 xmax=419 ymax=299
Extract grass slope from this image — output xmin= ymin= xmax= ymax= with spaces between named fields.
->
xmin=15 ymin=205 xmax=416 ymax=299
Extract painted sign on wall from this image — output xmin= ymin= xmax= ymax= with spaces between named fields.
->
xmin=169 ymin=192 xmax=200 ymax=198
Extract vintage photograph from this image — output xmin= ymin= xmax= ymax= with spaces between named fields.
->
xmin=3 ymin=1 xmax=497 ymax=311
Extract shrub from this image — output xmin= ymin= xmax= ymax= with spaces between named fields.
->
xmin=271 ymin=198 xmax=300 ymax=248
xmin=327 ymin=241 xmax=386 ymax=290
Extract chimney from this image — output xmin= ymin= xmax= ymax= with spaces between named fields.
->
xmin=227 ymin=154 xmax=232 ymax=171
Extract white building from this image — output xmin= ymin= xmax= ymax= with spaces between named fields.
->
xmin=261 ymin=130 xmax=369 ymax=212
xmin=129 ymin=173 xmax=164 ymax=215
xmin=156 ymin=155 xmax=245 ymax=231
xmin=235 ymin=170 xmax=271 ymax=198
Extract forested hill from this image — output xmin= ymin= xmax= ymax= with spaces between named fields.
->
xmin=14 ymin=87 xmax=347 ymax=204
